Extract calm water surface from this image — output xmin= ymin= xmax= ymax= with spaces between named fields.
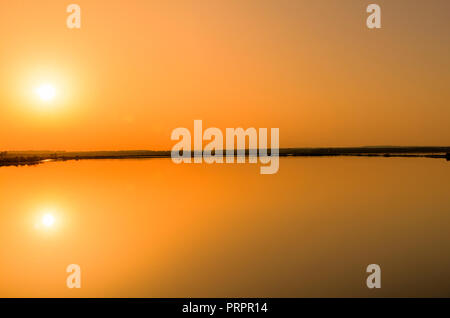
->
xmin=0 ymin=157 xmax=449 ymax=297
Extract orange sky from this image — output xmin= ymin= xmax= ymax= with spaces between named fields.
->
xmin=1 ymin=0 xmax=449 ymax=151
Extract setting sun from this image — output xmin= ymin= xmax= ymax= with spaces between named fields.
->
xmin=41 ymin=213 xmax=55 ymax=227
xmin=35 ymin=84 xmax=56 ymax=101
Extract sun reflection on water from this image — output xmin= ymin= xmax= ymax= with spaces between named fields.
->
xmin=34 ymin=208 xmax=59 ymax=230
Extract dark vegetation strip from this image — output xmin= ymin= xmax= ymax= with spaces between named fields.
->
xmin=1 ymin=147 xmax=450 ymax=167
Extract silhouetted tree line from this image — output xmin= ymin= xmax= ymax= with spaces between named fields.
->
xmin=0 ymin=154 xmax=42 ymax=167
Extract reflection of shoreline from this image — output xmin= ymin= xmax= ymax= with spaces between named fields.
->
xmin=1 ymin=147 xmax=450 ymax=167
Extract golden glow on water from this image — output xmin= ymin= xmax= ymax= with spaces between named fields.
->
xmin=34 ymin=209 xmax=58 ymax=230
xmin=0 ymin=158 xmax=449 ymax=297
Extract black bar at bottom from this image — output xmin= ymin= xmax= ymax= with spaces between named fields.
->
xmin=0 ymin=298 xmax=448 ymax=315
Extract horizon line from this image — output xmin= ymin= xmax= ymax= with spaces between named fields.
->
xmin=3 ymin=146 xmax=450 ymax=153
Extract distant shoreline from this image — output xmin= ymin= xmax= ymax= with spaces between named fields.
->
xmin=1 ymin=147 xmax=450 ymax=167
